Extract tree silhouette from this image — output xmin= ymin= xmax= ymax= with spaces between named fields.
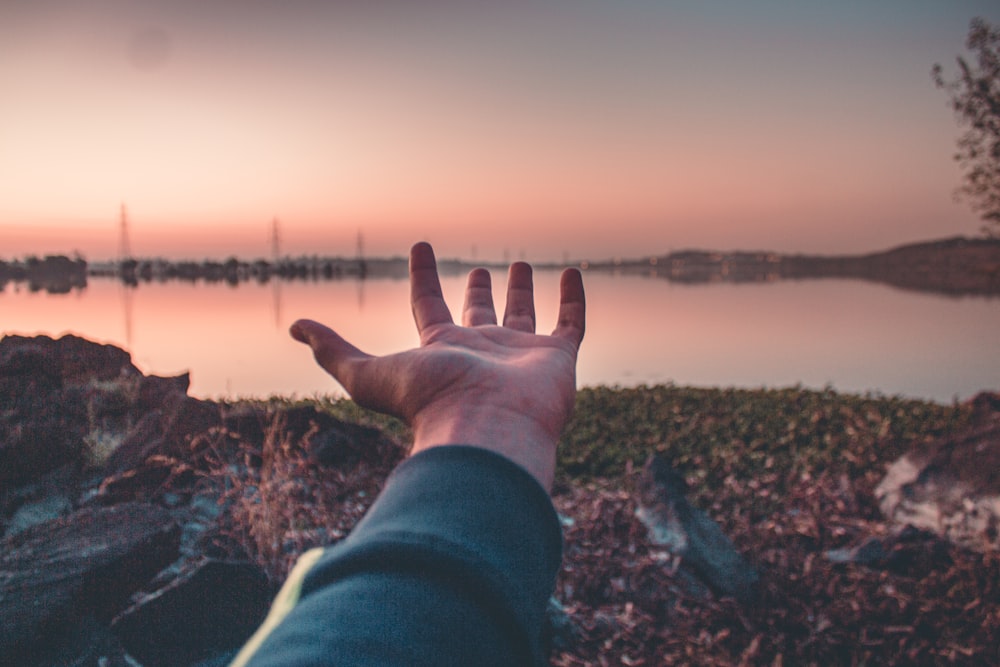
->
xmin=933 ymin=18 xmax=1000 ymax=234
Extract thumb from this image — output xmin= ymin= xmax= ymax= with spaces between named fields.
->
xmin=290 ymin=319 xmax=369 ymax=383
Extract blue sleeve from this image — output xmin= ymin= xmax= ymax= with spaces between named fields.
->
xmin=232 ymin=445 xmax=563 ymax=667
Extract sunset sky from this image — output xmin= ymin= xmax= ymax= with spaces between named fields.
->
xmin=1 ymin=1 xmax=998 ymax=262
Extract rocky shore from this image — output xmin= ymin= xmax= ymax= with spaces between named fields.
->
xmin=0 ymin=334 xmax=403 ymax=665
xmin=2 ymin=334 xmax=998 ymax=665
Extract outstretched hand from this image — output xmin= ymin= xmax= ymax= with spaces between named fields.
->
xmin=290 ymin=242 xmax=585 ymax=490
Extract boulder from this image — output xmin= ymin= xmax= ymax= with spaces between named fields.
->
xmin=53 ymin=334 xmax=139 ymax=385
xmin=111 ymin=558 xmax=271 ymax=666
xmin=0 ymin=386 xmax=88 ymax=487
xmin=0 ymin=502 xmax=181 ymax=662
xmin=1 ymin=464 xmax=80 ymax=538
xmin=309 ymin=418 xmax=399 ymax=468
xmin=136 ymin=371 xmax=191 ymax=413
xmin=0 ymin=334 xmax=146 ymax=486
xmin=0 ymin=339 xmax=61 ymax=391
xmin=160 ymin=394 xmax=223 ymax=454
xmin=4 ymin=493 xmax=73 ymax=537
xmin=103 ymin=409 xmax=165 ymax=473
xmin=105 ymin=393 xmax=222 ymax=475
xmin=221 ymin=402 xmax=401 ymax=468
xmin=0 ymin=334 xmax=139 ymax=387
xmin=824 ymin=525 xmax=954 ymax=576
xmin=89 ymin=455 xmax=194 ymax=506
xmin=875 ymin=392 xmax=1000 ymax=553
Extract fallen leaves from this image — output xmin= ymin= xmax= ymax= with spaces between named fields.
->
xmin=549 ymin=469 xmax=999 ymax=666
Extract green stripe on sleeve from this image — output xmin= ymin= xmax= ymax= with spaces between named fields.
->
xmin=229 ymin=547 xmax=326 ymax=667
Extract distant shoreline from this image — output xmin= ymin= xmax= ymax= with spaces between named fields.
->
xmin=586 ymin=236 xmax=1000 ymax=297
xmin=3 ymin=235 xmax=999 ymax=296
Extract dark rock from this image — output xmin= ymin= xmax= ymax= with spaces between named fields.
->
xmin=876 ymin=394 xmax=1000 ymax=552
xmin=105 ymin=394 xmax=221 ymax=475
xmin=112 ymin=559 xmax=272 ymax=667
xmin=825 ymin=527 xmax=954 ymax=576
xmin=0 ymin=502 xmax=181 ymax=663
xmin=0 ymin=388 xmax=88 ymax=487
xmin=4 ymin=493 xmax=73 ymax=537
xmin=159 ymin=394 xmax=222 ymax=455
xmin=1 ymin=462 xmax=80 ymax=533
xmin=6 ymin=613 xmax=128 ymax=667
xmin=0 ymin=340 xmax=61 ymax=387
xmin=82 ymin=377 xmax=139 ymax=445
xmin=222 ymin=403 xmax=400 ymax=469
xmin=136 ymin=372 xmax=191 ymax=413
xmin=54 ymin=334 xmax=139 ymax=385
xmin=825 ymin=536 xmax=887 ymax=565
xmin=310 ymin=419 xmax=394 ymax=467
xmin=89 ymin=456 xmax=185 ymax=506
xmin=635 ymin=455 xmax=759 ymax=602
xmin=0 ymin=334 xmax=140 ymax=387
xmin=0 ymin=335 xmax=153 ymax=486
xmin=0 ymin=334 xmax=407 ymax=665
xmin=104 ymin=409 xmax=165 ymax=474
xmin=85 ymin=381 xmax=133 ymax=417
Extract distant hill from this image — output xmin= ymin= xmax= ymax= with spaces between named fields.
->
xmin=590 ymin=237 xmax=1000 ymax=296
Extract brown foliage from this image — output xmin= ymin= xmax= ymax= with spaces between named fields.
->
xmin=550 ymin=474 xmax=999 ymax=666
xmin=208 ymin=409 xmax=405 ymax=583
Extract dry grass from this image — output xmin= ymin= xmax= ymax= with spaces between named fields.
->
xmin=208 ymin=408 xmax=403 ymax=582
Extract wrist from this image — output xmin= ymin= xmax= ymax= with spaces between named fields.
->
xmin=410 ymin=402 xmax=560 ymax=491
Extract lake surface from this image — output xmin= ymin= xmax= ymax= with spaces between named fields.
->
xmin=2 ymin=273 xmax=997 ymax=403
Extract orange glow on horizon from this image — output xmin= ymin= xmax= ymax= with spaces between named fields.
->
xmin=0 ymin=2 xmax=993 ymax=262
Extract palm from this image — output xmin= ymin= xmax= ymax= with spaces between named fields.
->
xmin=364 ymin=323 xmax=580 ymax=432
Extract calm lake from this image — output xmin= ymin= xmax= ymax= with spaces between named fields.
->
xmin=2 ymin=272 xmax=997 ymax=403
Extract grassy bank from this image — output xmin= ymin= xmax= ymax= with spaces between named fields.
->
xmin=559 ymin=385 xmax=972 ymax=508
xmin=304 ymin=383 xmax=974 ymax=481
xmin=269 ymin=383 xmax=976 ymax=538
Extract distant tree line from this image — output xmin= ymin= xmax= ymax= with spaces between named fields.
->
xmin=0 ymin=255 xmax=87 ymax=294
xmin=108 ymin=256 xmax=377 ymax=286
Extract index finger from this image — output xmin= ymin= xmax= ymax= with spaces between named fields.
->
xmin=551 ymin=268 xmax=585 ymax=347
xmin=410 ymin=242 xmax=454 ymax=333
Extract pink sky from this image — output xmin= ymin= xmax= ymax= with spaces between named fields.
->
xmin=1 ymin=1 xmax=997 ymax=262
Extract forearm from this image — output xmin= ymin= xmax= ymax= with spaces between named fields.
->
xmin=234 ymin=446 xmax=563 ymax=667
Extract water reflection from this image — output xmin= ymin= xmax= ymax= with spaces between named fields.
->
xmin=1 ymin=274 xmax=997 ymax=402
xmin=121 ymin=283 xmax=135 ymax=350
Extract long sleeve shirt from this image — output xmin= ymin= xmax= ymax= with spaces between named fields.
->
xmin=230 ymin=445 xmax=562 ymax=667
